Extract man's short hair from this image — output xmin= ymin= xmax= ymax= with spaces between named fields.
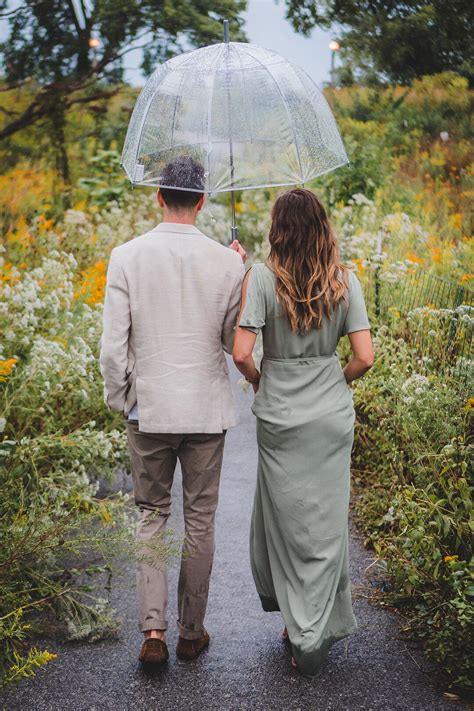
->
xmin=159 ymin=156 xmax=205 ymax=210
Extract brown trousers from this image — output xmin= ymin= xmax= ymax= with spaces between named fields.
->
xmin=126 ymin=421 xmax=226 ymax=639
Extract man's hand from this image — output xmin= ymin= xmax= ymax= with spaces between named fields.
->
xmin=229 ymin=239 xmax=247 ymax=263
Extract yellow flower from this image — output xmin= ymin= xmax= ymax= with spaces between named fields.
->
xmin=38 ymin=214 xmax=54 ymax=232
xmin=351 ymin=257 xmax=365 ymax=275
xmin=444 ymin=555 xmax=458 ymax=563
xmin=459 ymin=274 xmax=473 ymax=284
xmin=100 ymin=507 xmax=112 ymax=525
xmin=75 ymin=260 xmax=107 ymax=305
xmin=405 ymin=252 xmax=423 ymax=265
xmin=0 ymin=358 xmax=18 ymax=382
xmin=465 ymin=398 xmax=474 ymax=411
xmin=449 ymin=213 xmax=462 ymax=230
xmin=7 ymin=215 xmax=33 ymax=248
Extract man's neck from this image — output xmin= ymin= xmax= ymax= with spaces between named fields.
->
xmin=162 ymin=208 xmax=197 ymax=226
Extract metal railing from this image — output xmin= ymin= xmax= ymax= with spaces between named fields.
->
xmin=361 ymin=266 xmax=473 ymax=381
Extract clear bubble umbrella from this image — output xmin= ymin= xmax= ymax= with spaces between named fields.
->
xmin=121 ymin=21 xmax=348 ymax=239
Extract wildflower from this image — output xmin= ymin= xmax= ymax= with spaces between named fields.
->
xmin=100 ymin=507 xmax=112 ymax=525
xmin=402 ymin=374 xmax=430 ymax=391
xmin=449 ymin=213 xmax=462 ymax=230
xmin=443 ymin=555 xmax=458 ymax=563
xmin=405 ymin=252 xmax=423 ymax=265
xmin=0 ymin=357 xmax=17 ymax=381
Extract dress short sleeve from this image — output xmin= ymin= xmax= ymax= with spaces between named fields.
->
xmin=342 ymin=270 xmax=371 ymax=335
xmin=238 ymin=264 xmax=266 ymax=334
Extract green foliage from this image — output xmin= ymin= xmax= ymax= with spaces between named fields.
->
xmin=315 ymin=118 xmax=392 ymax=202
xmin=0 ymin=0 xmax=247 ymax=180
xmin=0 ymin=197 xmax=161 ymax=688
xmin=348 ymin=326 xmax=473 ymax=691
xmin=284 ymin=0 xmax=474 ymax=83
xmin=78 ymin=149 xmax=130 ymax=207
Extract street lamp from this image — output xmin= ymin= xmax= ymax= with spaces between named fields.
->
xmin=88 ymin=37 xmax=101 ymax=70
xmin=329 ymin=40 xmax=340 ymax=88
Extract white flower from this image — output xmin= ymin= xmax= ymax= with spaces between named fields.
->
xmin=402 ymin=374 xmax=430 ymax=394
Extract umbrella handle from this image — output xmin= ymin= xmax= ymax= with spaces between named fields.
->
xmin=230 ymin=189 xmax=238 ymax=242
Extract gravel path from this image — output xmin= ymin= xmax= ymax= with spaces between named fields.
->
xmin=2 ymin=362 xmax=457 ymax=711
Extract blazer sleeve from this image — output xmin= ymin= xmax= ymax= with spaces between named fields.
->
xmin=221 ymin=255 xmax=246 ymax=354
xmin=99 ymin=249 xmax=131 ymax=411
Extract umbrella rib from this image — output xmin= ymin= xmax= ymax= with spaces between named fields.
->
xmin=235 ymin=45 xmax=254 ymax=145
xmin=132 ymin=54 xmax=200 ymax=178
xmin=130 ymin=70 xmax=168 ymax=180
xmin=206 ymin=43 xmax=227 ymax=193
xmin=240 ymin=45 xmax=305 ymax=182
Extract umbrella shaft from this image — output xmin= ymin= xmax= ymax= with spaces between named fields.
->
xmin=231 ymin=190 xmax=238 ymax=241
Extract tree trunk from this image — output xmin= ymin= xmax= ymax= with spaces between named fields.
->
xmin=50 ymin=100 xmax=70 ymax=184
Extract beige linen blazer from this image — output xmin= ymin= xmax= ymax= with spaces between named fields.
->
xmin=99 ymin=222 xmax=245 ymax=433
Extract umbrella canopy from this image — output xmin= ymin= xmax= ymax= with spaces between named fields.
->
xmin=121 ymin=41 xmax=348 ymax=195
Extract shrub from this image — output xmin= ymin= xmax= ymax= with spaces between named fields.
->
xmin=349 ymin=327 xmax=473 ymax=691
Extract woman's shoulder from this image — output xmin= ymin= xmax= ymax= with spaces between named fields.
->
xmin=246 ymin=262 xmax=274 ymax=281
xmin=247 ymin=261 xmax=265 ymax=272
xmin=342 ymin=267 xmax=362 ymax=292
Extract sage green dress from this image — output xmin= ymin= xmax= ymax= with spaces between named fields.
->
xmin=239 ymin=263 xmax=370 ymax=676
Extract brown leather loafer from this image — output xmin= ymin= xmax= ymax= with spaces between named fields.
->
xmin=176 ymin=631 xmax=210 ymax=660
xmin=138 ymin=637 xmax=169 ymax=665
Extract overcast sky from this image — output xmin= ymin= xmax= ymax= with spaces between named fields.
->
xmin=123 ymin=1 xmax=335 ymax=89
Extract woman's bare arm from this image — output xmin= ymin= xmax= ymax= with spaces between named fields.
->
xmin=343 ymin=330 xmax=374 ymax=384
xmin=232 ymin=270 xmax=260 ymax=389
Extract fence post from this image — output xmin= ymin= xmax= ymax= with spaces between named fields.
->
xmin=374 ymin=230 xmax=383 ymax=318
xmin=448 ymin=285 xmax=464 ymax=347
xmin=375 ymin=265 xmax=381 ymax=317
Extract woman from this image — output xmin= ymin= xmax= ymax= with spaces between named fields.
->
xmin=233 ymin=189 xmax=373 ymax=677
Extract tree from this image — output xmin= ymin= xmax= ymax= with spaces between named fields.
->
xmin=284 ymin=0 xmax=474 ymax=84
xmin=0 ymin=0 xmax=247 ymax=181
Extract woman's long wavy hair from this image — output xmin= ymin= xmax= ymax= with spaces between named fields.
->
xmin=267 ymin=189 xmax=348 ymax=334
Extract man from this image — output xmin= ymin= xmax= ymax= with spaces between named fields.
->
xmin=100 ymin=156 xmax=246 ymax=665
